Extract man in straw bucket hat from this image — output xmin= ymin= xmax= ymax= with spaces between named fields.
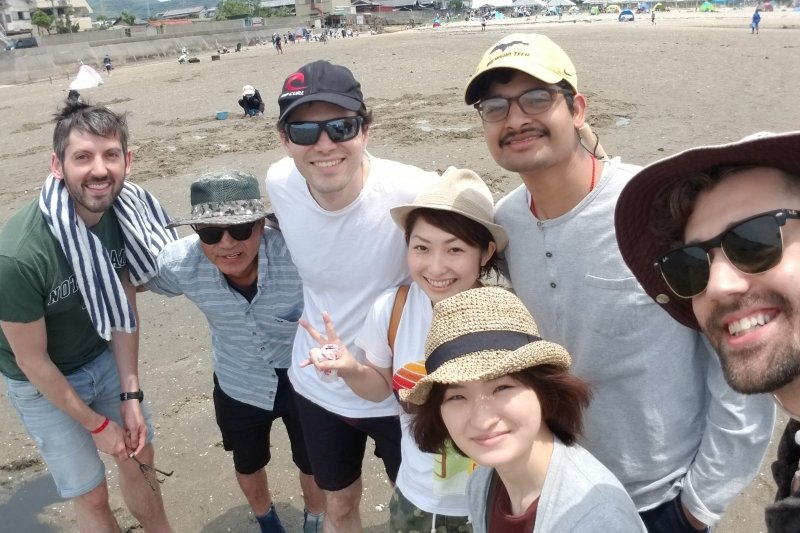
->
xmin=614 ymin=131 xmax=800 ymax=532
xmin=147 ymin=170 xmax=324 ymax=532
xmin=401 ymin=286 xmax=646 ymax=532
xmin=266 ymin=59 xmax=437 ymax=531
xmin=300 ymin=167 xmax=505 ymax=531
xmin=465 ymin=33 xmax=773 ymax=531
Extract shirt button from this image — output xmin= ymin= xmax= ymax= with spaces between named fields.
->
xmin=545 ymin=252 xmax=552 ymax=258
xmin=537 ymin=221 xmax=544 ymax=230
xmin=550 ymin=282 xmax=557 ymax=288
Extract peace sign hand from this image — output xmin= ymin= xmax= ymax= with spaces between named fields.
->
xmin=299 ymin=312 xmax=360 ymax=381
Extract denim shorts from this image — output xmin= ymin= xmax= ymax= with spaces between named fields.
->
xmin=5 ymin=349 xmax=154 ymax=498
xmin=640 ymin=495 xmax=710 ymax=533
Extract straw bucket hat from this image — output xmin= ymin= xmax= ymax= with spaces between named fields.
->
xmin=399 ymin=286 xmax=571 ymax=405
xmin=390 ymin=166 xmax=508 ymax=252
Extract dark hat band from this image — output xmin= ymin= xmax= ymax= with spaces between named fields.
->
xmin=426 ymin=330 xmax=541 ymax=374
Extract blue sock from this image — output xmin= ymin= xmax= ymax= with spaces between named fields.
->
xmin=255 ymin=504 xmax=285 ymax=533
xmin=303 ymin=509 xmax=324 ymax=533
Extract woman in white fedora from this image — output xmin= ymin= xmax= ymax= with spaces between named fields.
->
xmin=401 ymin=287 xmax=646 ymax=533
xmin=300 ymin=167 xmax=506 ymax=531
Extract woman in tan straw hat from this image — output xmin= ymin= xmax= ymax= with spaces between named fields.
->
xmin=402 ymin=287 xmax=646 ymax=533
xmin=300 ymin=167 xmax=506 ymax=532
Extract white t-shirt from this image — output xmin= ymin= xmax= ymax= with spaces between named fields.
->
xmin=266 ymin=154 xmax=436 ymax=418
xmin=356 ymin=283 xmax=473 ymax=516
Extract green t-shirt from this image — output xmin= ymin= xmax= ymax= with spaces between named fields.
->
xmin=0 ymin=201 xmax=126 ymax=380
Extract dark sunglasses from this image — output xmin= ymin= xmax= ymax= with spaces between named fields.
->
xmin=191 ymin=222 xmax=257 ymax=245
xmin=655 ymin=209 xmax=800 ymax=299
xmin=475 ymin=87 xmax=572 ymax=123
xmin=285 ymin=116 xmax=364 ymax=146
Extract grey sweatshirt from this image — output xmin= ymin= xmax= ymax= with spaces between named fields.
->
xmin=467 ymin=438 xmax=646 ymax=532
xmin=494 ymin=157 xmax=775 ymax=525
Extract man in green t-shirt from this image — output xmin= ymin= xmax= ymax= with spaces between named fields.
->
xmin=0 ymin=101 xmax=174 ymax=532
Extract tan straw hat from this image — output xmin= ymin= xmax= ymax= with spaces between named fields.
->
xmin=400 ymin=286 xmax=571 ymax=405
xmin=390 ymin=166 xmax=508 ymax=252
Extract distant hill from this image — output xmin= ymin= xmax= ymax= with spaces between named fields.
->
xmin=87 ymin=0 xmax=190 ymax=21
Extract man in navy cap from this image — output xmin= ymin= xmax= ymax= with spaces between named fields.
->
xmin=266 ymin=60 xmax=436 ymax=532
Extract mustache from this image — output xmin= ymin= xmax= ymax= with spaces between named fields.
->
xmin=705 ymin=292 xmax=791 ymax=329
xmin=500 ymin=126 xmax=548 ymax=147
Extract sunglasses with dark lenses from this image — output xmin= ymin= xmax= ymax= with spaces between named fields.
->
xmin=285 ymin=116 xmax=364 ymax=146
xmin=192 ymin=222 xmax=257 ymax=245
xmin=655 ymin=209 xmax=800 ymax=299
xmin=475 ymin=87 xmax=573 ymax=123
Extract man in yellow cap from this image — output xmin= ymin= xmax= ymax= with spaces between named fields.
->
xmin=465 ymin=33 xmax=774 ymax=532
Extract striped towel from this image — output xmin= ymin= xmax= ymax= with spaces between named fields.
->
xmin=39 ymin=174 xmax=177 ymax=340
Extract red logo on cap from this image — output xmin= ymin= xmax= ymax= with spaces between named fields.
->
xmin=284 ymin=72 xmax=307 ymax=92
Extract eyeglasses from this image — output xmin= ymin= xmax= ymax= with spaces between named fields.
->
xmin=129 ymin=453 xmax=173 ymax=492
xmin=191 ymin=222 xmax=257 ymax=245
xmin=285 ymin=116 xmax=364 ymax=146
xmin=655 ymin=209 xmax=800 ymax=299
xmin=475 ymin=87 xmax=573 ymax=123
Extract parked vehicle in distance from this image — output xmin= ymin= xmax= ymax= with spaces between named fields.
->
xmin=619 ymin=9 xmax=635 ymax=21
xmin=4 ymin=37 xmax=38 ymax=50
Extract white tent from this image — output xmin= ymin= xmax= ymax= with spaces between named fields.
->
xmin=69 ymin=64 xmax=104 ymax=91
xmin=548 ymin=0 xmax=576 ymax=5
xmin=514 ymin=0 xmax=547 ymax=6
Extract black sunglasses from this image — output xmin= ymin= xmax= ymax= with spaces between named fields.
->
xmin=475 ymin=87 xmax=572 ymax=123
xmin=285 ymin=116 xmax=364 ymax=146
xmin=655 ymin=209 xmax=800 ymax=299
xmin=191 ymin=222 xmax=257 ymax=245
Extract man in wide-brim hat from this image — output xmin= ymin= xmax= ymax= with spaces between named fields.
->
xmin=148 ymin=170 xmax=325 ymax=533
xmin=614 ymin=131 xmax=800 ymax=532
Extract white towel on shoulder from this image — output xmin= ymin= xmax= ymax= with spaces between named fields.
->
xmin=39 ymin=174 xmax=177 ymax=340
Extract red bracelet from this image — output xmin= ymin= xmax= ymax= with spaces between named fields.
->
xmin=90 ymin=417 xmax=110 ymax=435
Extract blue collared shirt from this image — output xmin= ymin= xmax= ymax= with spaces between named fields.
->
xmin=147 ymin=228 xmax=302 ymax=410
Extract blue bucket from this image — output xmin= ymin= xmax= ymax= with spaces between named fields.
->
xmin=216 ymin=111 xmax=229 ymax=120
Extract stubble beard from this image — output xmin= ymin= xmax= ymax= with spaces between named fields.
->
xmin=706 ymin=292 xmax=800 ymax=394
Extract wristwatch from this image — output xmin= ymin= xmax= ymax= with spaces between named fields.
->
xmin=120 ymin=390 xmax=144 ymax=402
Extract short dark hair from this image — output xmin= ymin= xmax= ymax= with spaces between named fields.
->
xmin=651 ymin=166 xmax=800 ymax=246
xmin=404 ymin=208 xmax=500 ymax=280
xmin=407 ymin=364 xmax=592 ymax=457
xmin=53 ymin=100 xmax=128 ymax=163
xmin=470 ymin=68 xmax=575 ymax=114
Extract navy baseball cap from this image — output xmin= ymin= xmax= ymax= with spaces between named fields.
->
xmin=277 ymin=60 xmax=364 ymax=124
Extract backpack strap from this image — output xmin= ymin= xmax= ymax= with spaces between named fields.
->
xmin=388 ymin=285 xmax=410 ymax=354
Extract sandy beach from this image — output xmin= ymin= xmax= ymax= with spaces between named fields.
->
xmin=1 ymin=9 xmax=800 ymax=532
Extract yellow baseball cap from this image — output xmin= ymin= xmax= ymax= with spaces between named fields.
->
xmin=464 ymin=33 xmax=578 ymax=105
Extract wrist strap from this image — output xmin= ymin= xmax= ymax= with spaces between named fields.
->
xmin=90 ymin=417 xmax=110 ymax=434
xmin=120 ymin=390 xmax=144 ymax=402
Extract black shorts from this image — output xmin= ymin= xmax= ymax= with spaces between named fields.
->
xmin=213 ymin=369 xmax=312 ymax=476
xmin=294 ymin=392 xmax=401 ymax=492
